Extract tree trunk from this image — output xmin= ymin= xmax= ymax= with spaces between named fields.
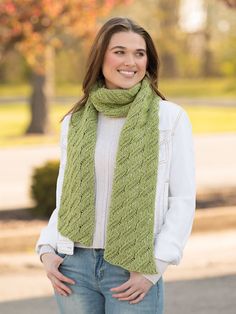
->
xmin=157 ymin=0 xmax=181 ymax=78
xmin=201 ymin=31 xmax=214 ymax=77
xmin=26 ymin=46 xmax=54 ymax=134
xmin=26 ymin=72 xmax=49 ymax=134
xmin=161 ymin=52 xmax=178 ymax=78
xmin=201 ymin=1 xmax=215 ymax=77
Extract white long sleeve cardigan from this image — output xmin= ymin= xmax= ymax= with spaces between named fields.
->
xmin=37 ymin=99 xmax=196 ymax=284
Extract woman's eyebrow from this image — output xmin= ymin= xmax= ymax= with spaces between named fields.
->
xmin=136 ymin=48 xmax=146 ymax=53
xmin=110 ymin=46 xmax=146 ymax=52
xmin=110 ymin=45 xmax=126 ymax=50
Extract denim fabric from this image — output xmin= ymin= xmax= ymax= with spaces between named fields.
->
xmin=55 ymin=247 xmax=164 ymax=314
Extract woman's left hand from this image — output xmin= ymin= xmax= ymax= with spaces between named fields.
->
xmin=110 ymin=271 xmax=153 ymax=304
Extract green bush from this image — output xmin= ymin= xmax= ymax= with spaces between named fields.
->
xmin=30 ymin=160 xmax=59 ymax=218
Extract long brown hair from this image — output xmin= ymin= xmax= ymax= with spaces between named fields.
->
xmin=65 ymin=17 xmax=165 ymax=117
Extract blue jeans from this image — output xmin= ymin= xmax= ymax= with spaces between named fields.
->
xmin=55 ymin=247 xmax=164 ymax=314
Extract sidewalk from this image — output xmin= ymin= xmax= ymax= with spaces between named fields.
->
xmin=1 ymin=133 xmax=236 ymax=210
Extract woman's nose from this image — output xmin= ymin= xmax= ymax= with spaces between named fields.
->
xmin=124 ymin=54 xmax=135 ymax=66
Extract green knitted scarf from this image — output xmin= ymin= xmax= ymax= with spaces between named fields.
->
xmin=58 ymin=77 xmax=159 ymax=274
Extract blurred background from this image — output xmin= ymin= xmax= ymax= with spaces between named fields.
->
xmin=0 ymin=0 xmax=236 ymax=313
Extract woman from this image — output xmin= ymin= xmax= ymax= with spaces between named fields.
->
xmin=36 ymin=17 xmax=195 ymax=314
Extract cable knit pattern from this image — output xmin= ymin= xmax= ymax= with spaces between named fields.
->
xmin=58 ymin=77 xmax=160 ymax=274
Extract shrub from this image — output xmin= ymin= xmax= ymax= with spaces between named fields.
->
xmin=30 ymin=160 xmax=59 ymax=218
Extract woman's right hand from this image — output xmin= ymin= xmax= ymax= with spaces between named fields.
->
xmin=41 ymin=253 xmax=75 ymax=296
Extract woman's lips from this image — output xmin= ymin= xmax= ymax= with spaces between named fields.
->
xmin=117 ymin=70 xmax=137 ymax=78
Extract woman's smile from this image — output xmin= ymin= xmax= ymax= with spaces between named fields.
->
xmin=117 ymin=69 xmax=137 ymax=78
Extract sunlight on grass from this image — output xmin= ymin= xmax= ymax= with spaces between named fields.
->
xmin=0 ymin=103 xmax=71 ymax=147
xmin=0 ymin=84 xmax=31 ymax=96
xmin=184 ymin=105 xmax=236 ymax=133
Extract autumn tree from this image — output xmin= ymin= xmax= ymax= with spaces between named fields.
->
xmin=0 ymin=0 xmax=127 ymax=134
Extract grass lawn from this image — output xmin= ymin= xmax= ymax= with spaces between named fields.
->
xmin=0 ymin=102 xmax=236 ymax=147
xmin=184 ymin=105 xmax=236 ymax=133
xmin=159 ymin=78 xmax=236 ymax=98
xmin=0 ymin=103 xmax=71 ymax=147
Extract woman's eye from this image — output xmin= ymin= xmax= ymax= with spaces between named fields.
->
xmin=136 ymin=52 xmax=145 ymax=57
xmin=114 ymin=51 xmax=124 ymax=55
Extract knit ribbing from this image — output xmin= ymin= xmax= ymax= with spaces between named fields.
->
xmin=58 ymin=77 xmax=159 ymax=274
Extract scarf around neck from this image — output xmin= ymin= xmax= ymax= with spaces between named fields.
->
xmin=58 ymin=77 xmax=160 ymax=274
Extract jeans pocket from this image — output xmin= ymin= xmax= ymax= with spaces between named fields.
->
xmin=57 ymin=252 xmax=70 ymax=264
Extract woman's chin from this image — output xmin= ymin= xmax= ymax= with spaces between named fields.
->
xmin=115 ymin=81 xmax=140 ymax=90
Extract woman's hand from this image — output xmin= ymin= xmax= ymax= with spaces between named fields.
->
xmin=41 ymin=253 xmax=75 ymax=296
xmin=110 ymin=271 xmax=153 ymax=304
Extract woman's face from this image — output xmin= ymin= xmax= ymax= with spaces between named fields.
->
xmin=102 ymin=31 xmax=148 ymax=89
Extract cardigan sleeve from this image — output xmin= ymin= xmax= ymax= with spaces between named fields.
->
xmin=142 ymin=258 xmax=168 ymax=284
xmin=154 ymin=109 xmax=196 ymax=264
